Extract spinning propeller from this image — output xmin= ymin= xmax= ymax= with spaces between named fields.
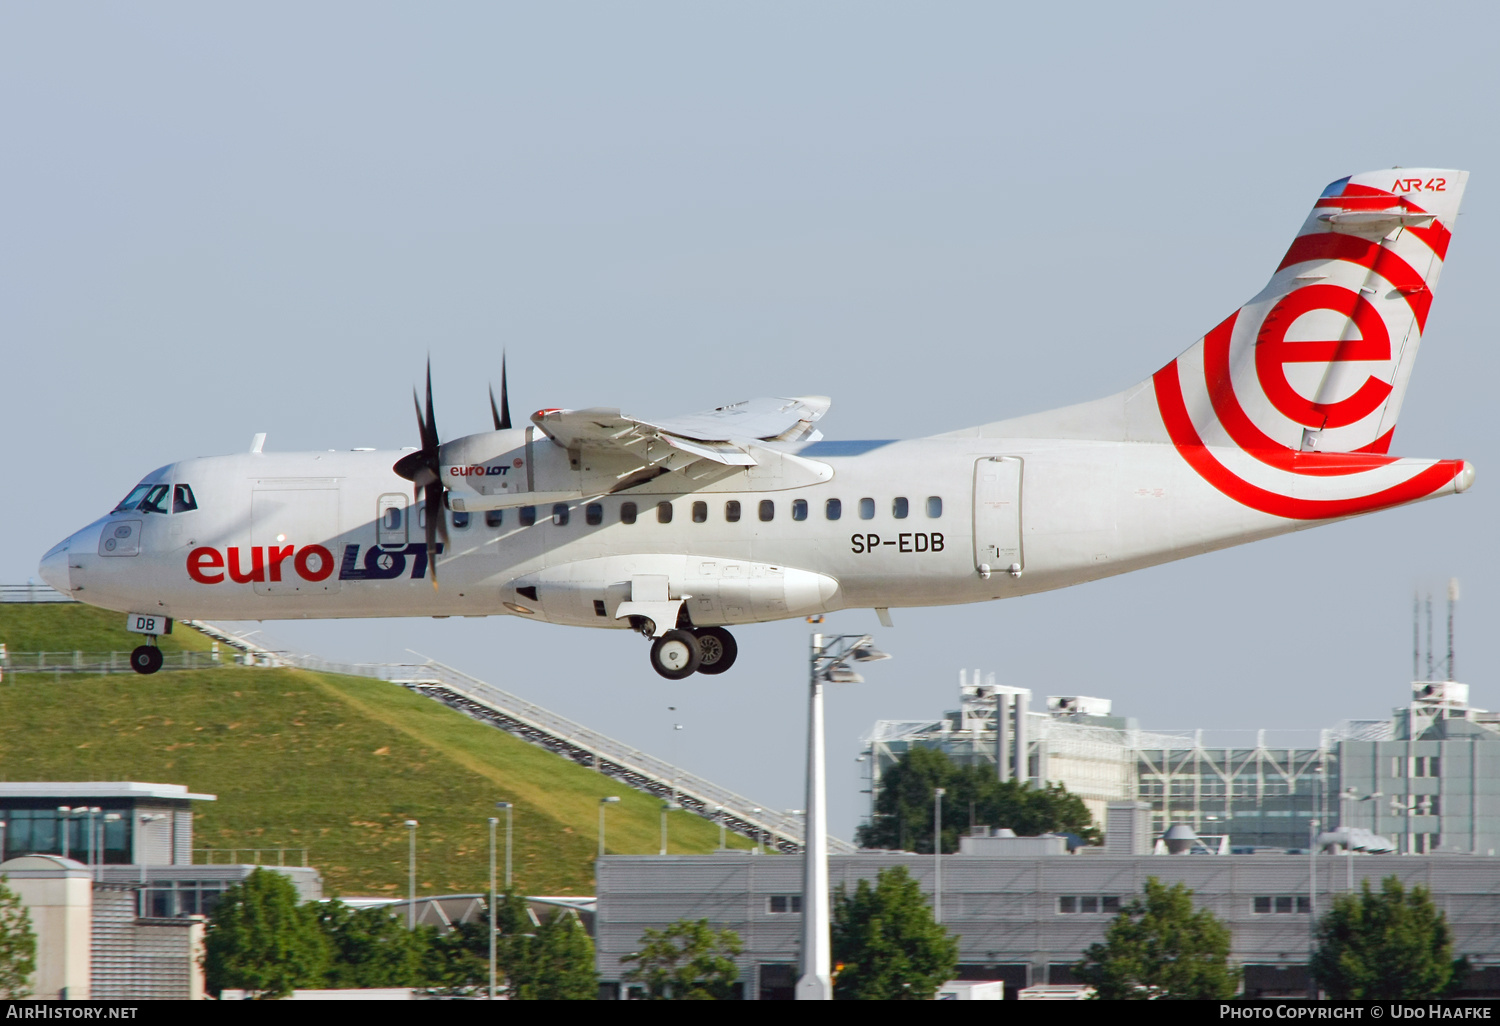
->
xmin=393 ymin=356 xmax=515 ymax=590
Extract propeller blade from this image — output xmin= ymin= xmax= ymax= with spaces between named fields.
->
xmin=498 ymin=353 xmax=512 ymax=430
xmin=424 ymin=482 xmax=447 ymax=591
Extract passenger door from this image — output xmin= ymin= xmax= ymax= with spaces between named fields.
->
xmin=972 ymin=457 xmax=1023 ymax=574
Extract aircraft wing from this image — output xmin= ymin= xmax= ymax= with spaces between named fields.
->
xmin=531 ymin=396 xmax=829 ymax=468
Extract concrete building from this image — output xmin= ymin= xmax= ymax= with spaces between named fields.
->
xmin=594 ymin=848 xmax=1500 ymax=999
xmin=0 ymin=782 xmax=322 ymax=999
xmin=865 ymin=676 xmax=1500 ymax=855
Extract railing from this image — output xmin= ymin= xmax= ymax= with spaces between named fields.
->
xmin=193 ymin=848 xmax=309 ymax=867
xmin=281 ymin=651 xmax=854 ymax=855
xmin=0 ymin=584 xmax=75 ymax=603
xmin=0 ymin=650 xmax=243 ymax=677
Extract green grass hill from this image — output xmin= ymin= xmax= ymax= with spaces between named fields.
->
xmin=0 ymin=605 xmax=751 ymax=896
xmin=1 ymin=601 xmax=212 ymax=653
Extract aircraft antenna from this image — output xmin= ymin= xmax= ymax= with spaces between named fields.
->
xmin=490 ymin=352 xmax=513 ymax=431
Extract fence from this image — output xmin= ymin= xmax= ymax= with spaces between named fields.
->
xmin=1 ymin=584 xmax=75 ymax=603
xmin=0 ymin=650 xmax=245 ymax=677
xmin=193 ymin=848 xmax=309 ymax=867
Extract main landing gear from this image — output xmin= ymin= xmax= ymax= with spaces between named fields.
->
xmin=645 ymin=626 xmax=740 ymax=680
xmin=131 ymin=636 xmax=164 ymax=675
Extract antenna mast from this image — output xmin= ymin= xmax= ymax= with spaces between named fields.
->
xmin=1425 ymin=594 xmax=1434 ymax=680
xmin=1447 ymin=578 xmax=1459 ymax=681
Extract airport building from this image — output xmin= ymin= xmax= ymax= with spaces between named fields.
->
xmin=594 ymin=841 xmax=1500 ymax=999
xmin=0 ymin=782 xmax=321 ymax=1000
xmin=864 ymin=674 xmax=1500 ymax=855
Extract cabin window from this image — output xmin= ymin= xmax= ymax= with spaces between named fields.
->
xmin=858 ymin=497 xmax=875 ymax=520
xmin=519 ymin=506 xmax=537 ymax=527
xmin=113 ymin=485 xmax=152 ymax=513
xmin=791 ymin=499 xmax=808 ymax=521
xmin=692 ymin=501 xmax=708 ymax=523
xmin=138 ymin=484 xmax=170 ymax=515
xmin=759 ymin=500 xmax=775 ymax=522
xmin=725 ymin=500 xmax=741 ymax=523
xmin=485 ymin=509 xmax=504 ymax=528
xmin=383 ymin=507 xmax=403 ymax=531
xmin=825 ymin=498 xmax=841 ymax=520
xmin=418 ymin=506 xmax=428 ymax=529
xmin=451 ymin=511 xmax=471 ymax=529
xmin=927 ymin=495 xmax=943 ymax=518
xmin=172 ymin=484 xmax=198 ymax=514
xmin=892 ymin=497 xmax=909 ymax=519
xmin=620 ymin=502 xmax=638 ymax=525
xmin=552 ymin=504 xmax=570 ymax=526
xmin=586 ymin=503 xmax=603 ymax=526
xmin=657 ymin=502 xmax=673 ymax=524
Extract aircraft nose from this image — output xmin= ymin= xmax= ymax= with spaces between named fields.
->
xmin=39 ymin=539 xmax=73 ymax=596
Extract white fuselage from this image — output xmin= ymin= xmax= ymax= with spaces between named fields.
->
xmin=40 ymin=433 xmax=1466 ymax=631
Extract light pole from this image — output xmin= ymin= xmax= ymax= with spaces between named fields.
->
xmin=404 ymin=820 xmax=418 ymax=929
xmin=0 ymin=820 xmax=6 ymax=862
xmin=797 ymin=632 xmax=891 ymax=1002
xmin=751 ymin=808 xmax=763 ymax=855
xmin=1308 ymin=817 xmax=1321 ymax=1000
xmin=660 ymin=801 xmax=677 ymax=856
xmin=57 ymin=806 xmax=71 ymax=859
xmin=934 ymin=788 xmax=946 ymax=924
xmin=98 ymin=813 xmax=120 ymax=883
xmin=496 ymin=802 xmax=513 ymax=889
xmin=715 ymin=806 xmax=726 ymax=851
xmin=488 ymin=816 xmax=499 ymax=1000
xmin=598 ymin=797 xmax=620 ymax=858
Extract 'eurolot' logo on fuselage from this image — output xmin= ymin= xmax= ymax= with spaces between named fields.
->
xmin=187 ymin=543 xmax=442 ymax=584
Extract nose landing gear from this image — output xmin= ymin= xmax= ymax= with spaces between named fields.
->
xmin=646 ymin=626 xmax=739 ymax=679
xmin=130 ymin=637 xmax=164 ymax=675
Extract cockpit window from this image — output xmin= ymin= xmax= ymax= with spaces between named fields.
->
xmin=138 ymin=484 xmax=170 ymax=514
xmin=172 ymin=484 xmax=199 ymax=514
xmin=113 ymin=485 xmax=152 ymax=513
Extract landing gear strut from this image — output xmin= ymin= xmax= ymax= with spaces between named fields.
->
xmin=131 ymin=636 xmax=164 ymax=675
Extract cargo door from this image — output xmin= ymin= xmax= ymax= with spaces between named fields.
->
xmin=972 ymin=457 xmax=1023 ymax=575
xmin=251 ymin=488 xmax=342 ymax=596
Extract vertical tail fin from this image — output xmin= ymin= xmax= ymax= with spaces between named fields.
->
xmin=964 ymin=168 xmax=1468 ymax=456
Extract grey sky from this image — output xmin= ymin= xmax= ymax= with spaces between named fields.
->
xmin=5 ymin=3 xmax=1497 ymax=842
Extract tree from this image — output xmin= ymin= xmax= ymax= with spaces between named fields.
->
xmin=622 ymin=919 xmax=742 ymax=999
xmin=831 ymin=865 xmax=958 ymax=1000
xmin=317 ymin=899 xmax=429 ymax=988
xmin=1311 ymin=876 xmax=1467 ymax=999
xmin=0 ymin=877 xmax=36 ymax=999
xmin=203 ymin=868 xmax=331 ymax=999
xmin=856 ymin=746 xmax=1100 ymax=852
xmin=1074 ymin=877 xmax=1239 ymax=999
xmin=507 ymin=910 xmax=598 ymax=1000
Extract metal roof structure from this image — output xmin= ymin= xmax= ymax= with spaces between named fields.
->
xmin=0 ymin=782 xmax=216 ymax=802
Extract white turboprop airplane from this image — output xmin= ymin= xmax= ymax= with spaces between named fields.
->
xmin=40 ymin=168 xmax=1474 ymax=679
